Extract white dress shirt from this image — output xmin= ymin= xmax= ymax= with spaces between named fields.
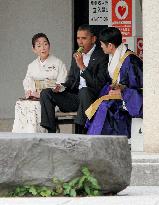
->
xmin=79 ymin=44 xmax=96 ymax=89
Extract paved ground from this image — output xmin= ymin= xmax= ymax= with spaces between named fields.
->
xmin=0 ymin=187 xmax=159 ymax=205
xmin=118 ymin=186 xmax=159 ymax=196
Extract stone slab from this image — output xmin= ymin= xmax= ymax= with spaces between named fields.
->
xmin=0 ymin=133 xmax=131 ymax=194
xmin=131 ymin=152 xmax=159 ymax=185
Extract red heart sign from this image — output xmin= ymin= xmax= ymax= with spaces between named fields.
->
xmin=118 ymin=6 xmax=126 ymax=17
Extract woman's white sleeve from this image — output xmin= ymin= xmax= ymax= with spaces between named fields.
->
xmin=56 ymin=60 xmax=68 ymax=84
xmin=23 ymin=65 xmax=36 ymax=91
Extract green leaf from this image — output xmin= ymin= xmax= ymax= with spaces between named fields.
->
xmin=63 ymin=183 xmax=71 ymax=195
xmin=69 ymin=189 xmax=76 ymax=197
xmin=51 ymin=191 xmax=56 ymax=196
xmin=40 ymin=189 xmax=52 ymax=197
xmin=68 ymin=177 xmax=80 ymax=187
xmin=63 ymin=183 xmax=70 ymax=189
xmin=29 ymin=186 xmax=38 ymax=196
xmin=84 ymin=184 xmax=91 ymax=195
xmin=77 ymin=176 xmax=86 ymax=189
xmin=81 ymin=167 xmax=90 ymax=176
xmin=14 ymin=186 xmax=28 ymax=196
xmin=24 ymin=185 xmax=31 ymax=189
xmin=15 ymin=187 xmax=21 ymax=194
xmin=37 ymin=186 xmax=53 ymax=197
xmin=17 ymin=190 xmax=27 ymax=197
xmin=55 ymin=185 xmax=63 ymax=194
xmin=87 ymin=176 xmax=101 ymax=190
xmin=93 ymin=190 xmax=100 ymax=196
xmin=52 ymin=177 xmax=62 ymax=185
xmin=63 ymin=188 xmax=71 ymax=195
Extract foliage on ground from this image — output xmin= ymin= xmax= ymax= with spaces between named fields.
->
xmin=9 ymin=166 xmax=101 ymax=197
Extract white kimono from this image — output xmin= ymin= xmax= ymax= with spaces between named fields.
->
xmin=12 ymin=55 xmax=67 ymax=133
xmin=23 ymin=54 xmax=67 ymax=91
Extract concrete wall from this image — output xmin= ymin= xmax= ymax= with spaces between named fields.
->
xmin=0 ymin=0 xmax=72 ymax=118
xmin=143 ymin=0 xmax=159 ymax=152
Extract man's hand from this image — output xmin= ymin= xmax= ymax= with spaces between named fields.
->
xmin=73 ymin=52 xmax=86 ymax=70
xmin=109 ymin=88 xmax=121 ymax=96
xmin=109 ymin=84 xmax=122 ymax=98
xmin=52 ymin=84 xmax=62 ymax=93
xmin=110 ymin=83 xmax=126 ymax=91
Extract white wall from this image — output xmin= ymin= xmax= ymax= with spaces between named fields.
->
xmin=0 ymin=0 xmax=72 ymax=118
xmin=143 ymin=0 xmax=159 ymax=152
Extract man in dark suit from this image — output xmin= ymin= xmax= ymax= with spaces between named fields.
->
xmin=40 ymin=24 xmax=110 ymax=133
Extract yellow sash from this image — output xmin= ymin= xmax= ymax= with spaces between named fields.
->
xmin=85 ymin=51 xmax=135 ymax=120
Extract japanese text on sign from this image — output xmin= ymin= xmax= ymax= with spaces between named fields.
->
xmin=89 ymin=0 xmax=110 ymax=25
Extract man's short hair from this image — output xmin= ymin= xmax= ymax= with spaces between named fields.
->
xmin=99 ymin=27 xmax=122 ymax=47
xmin=77 ymin=24 xmax=96 ymax=36
xmin=32 ymin=33 xmax=50 ymax=48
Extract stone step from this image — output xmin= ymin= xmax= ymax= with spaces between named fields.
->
xmin=131 ymin=152 xmax=159 ymax=185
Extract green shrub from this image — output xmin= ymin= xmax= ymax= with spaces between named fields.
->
xmin=9 ymin=166 xmax=101 ymax=197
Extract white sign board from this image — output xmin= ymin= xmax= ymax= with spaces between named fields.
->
xmin=89 ymin=0 xmax=110 ymax=25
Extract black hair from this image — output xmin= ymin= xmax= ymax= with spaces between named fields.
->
xmin=77 ymin=24 xmax=96 ymax=36
xmin=32 ymin=33 xmax=50 ymax=48
xmin=99 ymin=27 xmax=122 ymax=48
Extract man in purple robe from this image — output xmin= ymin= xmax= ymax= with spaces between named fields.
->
xmin=86 ymin=27 xmax=143 ymax=138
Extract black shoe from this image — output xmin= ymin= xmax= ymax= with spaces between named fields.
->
xmin=48 ymin=128 xmax=56 ymax=133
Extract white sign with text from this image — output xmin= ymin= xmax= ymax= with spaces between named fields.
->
xmin=89 ymin=0 xmax=111 ymax=25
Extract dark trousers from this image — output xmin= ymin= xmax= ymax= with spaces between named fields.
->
xmin=40 ymin=87 xmax=97 ymax=133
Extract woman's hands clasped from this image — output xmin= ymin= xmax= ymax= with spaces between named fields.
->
xmin=25 ymin=90 xmax=40 ymax=99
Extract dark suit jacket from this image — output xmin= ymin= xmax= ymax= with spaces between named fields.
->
xmin=63 ymin=45 xmax=111 ymax=94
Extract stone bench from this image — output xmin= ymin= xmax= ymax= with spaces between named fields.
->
xmin=55 ymin=111 xmax=77 ymax=133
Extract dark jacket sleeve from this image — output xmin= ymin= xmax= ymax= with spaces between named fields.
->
xmin=81 ymin=52 xmax=111 ymax=92
xmin=62 ymin=57 xmax=77 ymax=89
xmin=63 ymin=48 xmax=111 ymax=93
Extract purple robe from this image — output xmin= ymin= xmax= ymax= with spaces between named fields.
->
xmin=86 ymin=54 xmax=143 ymax=138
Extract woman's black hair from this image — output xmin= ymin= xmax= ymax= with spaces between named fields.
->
xmin=99 ymin=27 xmax=122 ymax=48
xmin=32 ymin=33 xmax=50 ymax=48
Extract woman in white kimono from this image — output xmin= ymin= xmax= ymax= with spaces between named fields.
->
xmin=12 ymin=33 xmax=67 ymax=133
